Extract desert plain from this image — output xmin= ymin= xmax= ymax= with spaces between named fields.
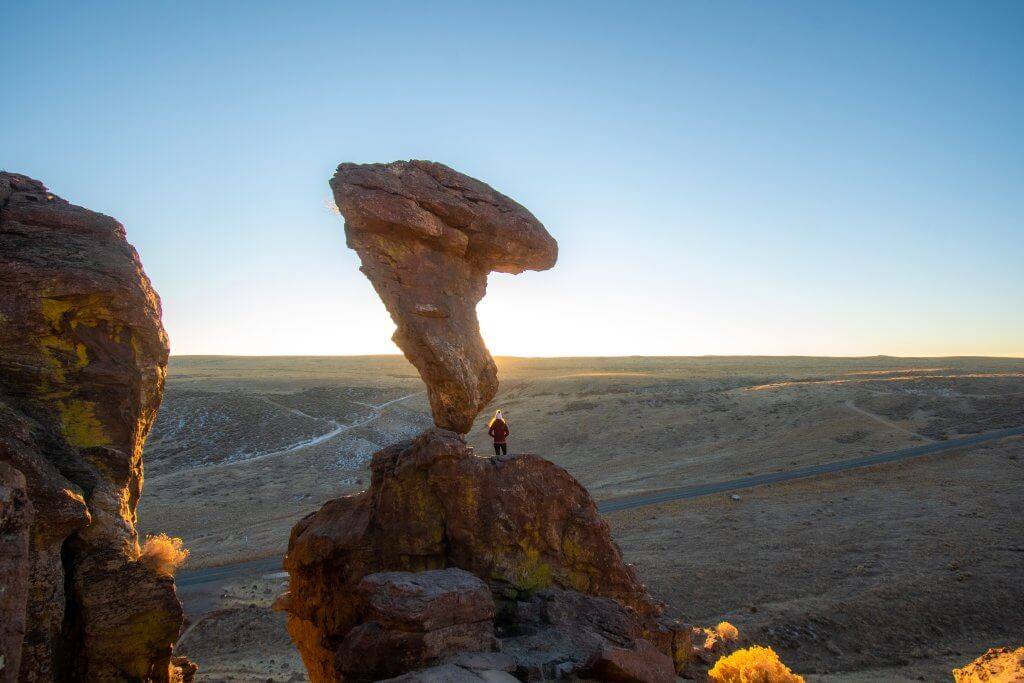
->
xmin=138 ymin=355 xmax=1024 ymax=682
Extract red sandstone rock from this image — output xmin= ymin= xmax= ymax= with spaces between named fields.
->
xmin=0 ymin=172 xmax=188 ymax=680
xmin=497 ymin=587 xmax=667 ymax=680
xmin=281 ymin=429 xmax=662 ymax=681
xmin=330 ymin=161 xmax=557 ymax=433
xmin=583 ymin=639 xmax=677 ymax=683
xmin=331 ymin=569 xmax=496 ymax=681
xmin=359 ymin=569 xmax=496 ymax=632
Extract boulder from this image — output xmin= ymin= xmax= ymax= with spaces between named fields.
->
xmin=583 ymin=640 xmax=677 ymax=683
xmin=333 ymin=569 xmax=496 ymax=681
xmin=0 ymin=172 xmax=188 ymax=680
xmin=359 ymin=568 xmax=496 ymax=632
xmin=498 ymin=588 xmax=672 ymax=682
xmin=281 ymin=429 xmax=661 ymax=681
xmin=330 ymin=161 xmax=557 ymax=433
xmin=381 ymin=663 xmax=519 ymax=683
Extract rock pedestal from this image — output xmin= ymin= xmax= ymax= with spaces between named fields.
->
xmin=280 ymin=429 xmax=671 ymax=682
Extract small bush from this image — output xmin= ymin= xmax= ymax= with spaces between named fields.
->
xmin=709 ymin=646 xmax=805 ymax=683
xmin=716 ymin=621 xmax=740 ymax=640
xmin=139 ymin=533 xmax=189 ymax=576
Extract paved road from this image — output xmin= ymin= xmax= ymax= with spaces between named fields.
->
xmin=596 ymin=425 xmax=1024 ymax=513
xmin=174 ymin=424 xmax=1024 ymax=607
xmin=176 ymin=556 xmax=283 ymax=588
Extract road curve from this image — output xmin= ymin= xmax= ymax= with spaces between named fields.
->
xmin=596 ymin=425 xmax=1024 ymax=513
xmin=174 ymin=425 xmax=1024 ymax=599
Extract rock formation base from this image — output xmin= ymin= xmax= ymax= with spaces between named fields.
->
xmin=279 ymin=429 xmax=730 ymax=682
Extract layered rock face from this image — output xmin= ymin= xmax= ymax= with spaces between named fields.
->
xmin=331 ymin=161 xmax=557 ymax=433
xmin=0 ymin=173 xmax=187 ymax=681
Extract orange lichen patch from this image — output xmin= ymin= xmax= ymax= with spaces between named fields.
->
xmin=57 ymin=399 xmax=111 ymax=448
xmin=138 ymin=534 xmax=189 ymax=576
xmin=708 ymin=646 xmax=805 ymax=683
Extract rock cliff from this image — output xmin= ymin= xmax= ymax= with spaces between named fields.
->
xmin=331 ymin=160 xmax=557 ymax=433
xmin=0 ymin=173 xmax=189 ymax=681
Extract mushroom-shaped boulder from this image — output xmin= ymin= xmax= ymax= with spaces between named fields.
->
xmin=331 ymin=160 xmax=557 ymax=433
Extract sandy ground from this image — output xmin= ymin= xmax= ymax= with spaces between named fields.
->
xmin=608 ymin=437 xmax=1024 ymax=681
xmin=138 ymin=355 xmax=1024 ymax=681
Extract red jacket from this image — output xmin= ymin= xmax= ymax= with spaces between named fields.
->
xmin=488 ymin=419 xmax=509 ymax=444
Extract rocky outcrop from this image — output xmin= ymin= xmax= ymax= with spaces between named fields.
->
xmin=953 ymin=647 xmax=1024 ymax=683
xmin=500 ymin=588 xmax=675 ymax=681
xmin=280 ymin=429 xmax=666 ymax=681
xmin=0 ymin=173 xmax=188 ymax=680
xmin=331 ymin=161 xmax=557 ymax=433
xmin=335 ymin=569 xmax=496 ymax=681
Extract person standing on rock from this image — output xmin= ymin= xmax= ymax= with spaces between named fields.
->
xmin=487 ymin=410 xmax=510 ymax=456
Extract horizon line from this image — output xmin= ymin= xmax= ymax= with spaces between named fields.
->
xmin=168 ymin=353 xmax=1024 ymax=361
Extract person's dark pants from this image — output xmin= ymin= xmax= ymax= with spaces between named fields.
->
xmin=493 ymin=443 xmax=507 ymax=456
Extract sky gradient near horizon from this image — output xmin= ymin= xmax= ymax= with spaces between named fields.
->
xmin=4 ymin=1 xmax=1022 ymax=357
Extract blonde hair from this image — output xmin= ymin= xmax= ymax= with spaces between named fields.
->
xmin=487 ymin=410 xmax=504 ymax=428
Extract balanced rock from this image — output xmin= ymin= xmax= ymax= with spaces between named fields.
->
xmin=0 ymin=173 xmax=188 ymax=680
xmin=331 ymin=161 xmax=557 ymax=433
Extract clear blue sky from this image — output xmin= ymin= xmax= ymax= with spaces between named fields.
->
xmin=4 ymin=1 xmax=1022 ymax=356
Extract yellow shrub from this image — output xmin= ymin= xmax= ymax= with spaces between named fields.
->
xmin=709 ymin=646 xmax=805 ymax=683
xmin=716 ymin=621 xmax=740 ymax=640
xmin=139 ymin=533 xmax=189 ymax=576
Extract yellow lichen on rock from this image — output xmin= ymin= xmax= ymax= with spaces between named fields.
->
xmin=509 ymin=545 xmax=553 ymax=595
xmin=2 ymin=171 xmax=180 ymax=681
xmin=708 ymin=646 xmax=805 ymax=683
xmin=41 ymin=294 xmax=123 ymax=339
xmin=57 ymin=399 xmax=111 ymax=448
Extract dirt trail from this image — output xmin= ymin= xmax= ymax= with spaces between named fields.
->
xmin=842 ymin=400 xmax=933 ymax=442
xmin=147 ymin=392 xmax=420 ymax=483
